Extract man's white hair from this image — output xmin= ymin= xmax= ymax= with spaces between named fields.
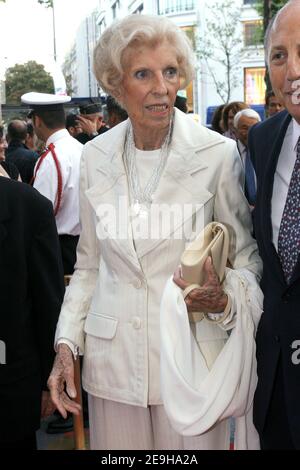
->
xmin=234 ymin=109 xmax=261 ymax=129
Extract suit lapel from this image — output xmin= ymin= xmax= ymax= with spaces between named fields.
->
xmin=290 ymin=258 xmax=300 ymax=286
xmin=259 ymin=112 xmax=291 ymax=286
xmin=85 ymin=131 xmax=143 ymax=275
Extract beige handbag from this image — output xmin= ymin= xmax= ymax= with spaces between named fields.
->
xmin=180 ymin=222 xmax=230 ymax=369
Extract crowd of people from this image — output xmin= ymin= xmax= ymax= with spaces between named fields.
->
xmin=1 ymin=0 xmax=300 ymax=451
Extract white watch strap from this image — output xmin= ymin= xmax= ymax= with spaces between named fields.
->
xmin=203 ymin=294 xmax=232 ymax=324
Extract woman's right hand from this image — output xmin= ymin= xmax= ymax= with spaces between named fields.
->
xmin=47 ymin=343 xmax=81 ymax=418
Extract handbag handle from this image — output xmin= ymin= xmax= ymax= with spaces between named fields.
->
xmin=182 ymin=283 xmax=201 ymax=299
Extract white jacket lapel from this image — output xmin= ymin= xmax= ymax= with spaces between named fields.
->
xmin=84 ymin=111 xmax=228 ymax=266
xmin=85 ymin=124 xmax=143 ymax=274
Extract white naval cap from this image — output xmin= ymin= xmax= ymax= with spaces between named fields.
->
xmin=21 ymin=92 xmax=71 ymax=105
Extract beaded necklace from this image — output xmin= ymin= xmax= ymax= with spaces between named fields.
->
xmin=123 ymin=113 xmax=174 ymax=217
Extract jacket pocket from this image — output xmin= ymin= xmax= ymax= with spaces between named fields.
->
xmin=84 ymin=312 xmax=118 ymax=339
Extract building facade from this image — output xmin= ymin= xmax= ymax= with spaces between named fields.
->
xmin=241 ymin=0 xmax=266 ymax=106
xmin=63 ymin=0 xmax=265 ymax=123
xmin=63 ymin=9 xmax=100 ymax=98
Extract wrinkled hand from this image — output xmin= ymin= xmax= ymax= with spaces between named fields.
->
xmin=47 ymin=344 xmax=81 ymax=419
xmin=76 ymin=115 xmax=97 ymax=136
xmin=173 ymin=256 xmax=228 ymax=313
xmin=41 ymin=391 xmax=56 ymax=418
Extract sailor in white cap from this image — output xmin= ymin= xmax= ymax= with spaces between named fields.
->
xmin=21 ymin=92 xmax=83 ymax=275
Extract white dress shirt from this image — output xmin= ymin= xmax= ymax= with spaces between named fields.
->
xmin=271 ymin=119 xmax=300 ymax=250
xmin=34 ymin=129 xmax=83 ymax=236
xmin=135 ymin=148 xmax=161 ymax=190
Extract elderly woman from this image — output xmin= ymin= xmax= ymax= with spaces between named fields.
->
xmin=223 ymin=101 xmax=249 ymax=141
xmin=48 ymin=15 xmax=262 ymax=450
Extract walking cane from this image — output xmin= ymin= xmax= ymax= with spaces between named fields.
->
xmin=73 ymin=357 xmax=86 ymax=450
xmin=64 ymin=275 xmax=86 ymax=450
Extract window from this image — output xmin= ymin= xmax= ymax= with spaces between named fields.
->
xmin=99 ymin=18 xmax=106 ymax=36
xmin=244 ymin=67 xmax=266 ymax=105
xmin=133 ymin=3 xmax=144 ymax=14
xmin=181 ymin=25 xmax=196 ymax=50
xmin=112 ymin=0 xmax=120 ymax=19
xmin=243 ymin=20 xmax=263 ymax=47
xmin=158 ymin=0 xmax=195 ymax=15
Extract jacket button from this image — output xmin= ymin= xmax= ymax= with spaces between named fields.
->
xmin=132 ymin=317 xmax=141 ymax=329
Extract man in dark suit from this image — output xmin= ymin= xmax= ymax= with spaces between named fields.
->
xmin=249 ymin=0 xmax=300 ymax=450
xmin=0 ymin=177 xmax=65 ymax=449
xmin=6 ymin=120 xmax=39 ymax=184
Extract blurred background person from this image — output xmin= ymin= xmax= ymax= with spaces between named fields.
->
xmin=66 ymin=113 xmax=83 ymax=139
xmin=223 ymin=101 xmax=249 ymax=140
xmin=0 ymin=125 xmax=8 ymax=162
xmin=211 ymin=104 xmax=225 ymax=134
xmin=21 ymin=92 xmax=82 ymax=276
xmin=265 ymin=91 xmax=284 ymax=118
xmin=75 ymin=99 xmax=109 ymax=144
xmin=174 ymin=94 xmax=188 ymax=113
xmin=6 ymin=120 xmax=38 ymax=184
xmin=25 ymin=122 xmax=38 ymax=152
xmin=105 ymin=95 xmax=128 ymax=129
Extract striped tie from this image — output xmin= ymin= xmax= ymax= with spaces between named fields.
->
xmin=278 ymin=137 xmax=300 ymax=283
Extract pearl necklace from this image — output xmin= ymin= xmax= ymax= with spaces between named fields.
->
xmin=123 ymin=113 xmax=174 ymax=217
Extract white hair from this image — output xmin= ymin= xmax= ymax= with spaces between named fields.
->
xmin=234 ymin=109 xmax=261 ymax=129
xmin=93 ymin=14 xmax=195 ymax=97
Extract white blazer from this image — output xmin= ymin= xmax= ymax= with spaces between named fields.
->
xmin=55 ymin=109 xmax=262 ymax=407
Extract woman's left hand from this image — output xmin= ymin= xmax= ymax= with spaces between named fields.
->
xmin=41 ymin=391 xmax=56 ymax=418
xmin=173 ymin=256 xmax=228 ymax=313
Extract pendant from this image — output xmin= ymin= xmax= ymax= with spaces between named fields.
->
xmin=132 ymin=201 xmax=148 ymax=219
xmin=133 ymin=201 xmax=141 ymax=216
